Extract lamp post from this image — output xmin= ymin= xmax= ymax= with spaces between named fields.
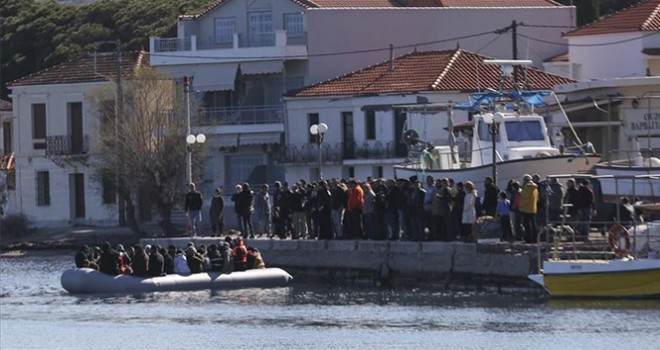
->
xmin=484 ymin=112 xmax=504 ymax=186
xmin=186 ymin=133 xmax=206 ymax=184
xmin=309 ymin=122 xmax=328 ymax=180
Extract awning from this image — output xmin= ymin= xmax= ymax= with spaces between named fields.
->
xmin=193 ymin=63 xmax=238 ymax=92
xmin=240 ymin=61 xmax=283 ymax=75
xmin=217 ymin=132 xmax=282 ymax=148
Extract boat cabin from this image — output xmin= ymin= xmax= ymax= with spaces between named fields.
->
xmin=422 ymin=111 xmax=558 ymax=170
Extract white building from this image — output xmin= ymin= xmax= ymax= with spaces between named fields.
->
xmin=282 ymin=48 xmax=575 ymax=183
xmin=544 ymin=0 xmax=660 ymax=157
xmin=7 ymin=52 xmax=149 ymax=227
xmin=149 ymin=0 xmax=576 ymax=193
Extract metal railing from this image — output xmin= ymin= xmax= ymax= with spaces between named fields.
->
xmin=153 ymin=32 xmax=307 ymax=52
xmin=153 ymin=37 xmax=192 ymax=52
xmin=278 ymin=141 xmax=400 ymax=164
xmin=46 ymin=135 xmax=89 ymax=156
xmin=197 ymin=105 xmax=284 ymax=125
xmin=604 ymin=148 xmax=660 ymax=167
xmin=238 ymin=32 xmax=276 ymax=48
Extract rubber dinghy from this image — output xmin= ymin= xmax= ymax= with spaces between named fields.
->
xmin=61 ymin=267 xmax=293 ymax=294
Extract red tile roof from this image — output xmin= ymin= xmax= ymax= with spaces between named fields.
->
xmin=565 ymin=0 xmax=660 ymax=37
xmin=0 ymin=99 xmax=11 ymax=111
xmin=8 ymin=51 xmax=149 ymax=87
xmin=289 ymin=49 xmax=576 ymax=97
xmin=181 ymin=0 xmax=564 ymax=19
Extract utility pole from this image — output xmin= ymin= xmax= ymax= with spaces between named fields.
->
xmin=114 ymin=40 xmax=125 ymax=226
xmin=184 ymin=76 xmax=192 ymax=185
xmin=511 ymin=20 xmax=519 ymax=87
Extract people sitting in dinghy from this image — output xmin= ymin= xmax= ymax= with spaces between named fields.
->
xmin=148 ymin=244 xmax=165 ymax=277
xmin=116 ymin=244 xmax=133 ymax=275
xmin=164 ymin=245 xmax=176 ymax=275
xmin=232 ymin=237 xmax=249 ymax=271
xmin=247 ymin=246 xmax=266 ymax=269
xmin=75 ymin=245 xmax=99 ymax=270
xmin=173 ymin=249 xmax=190 ymax=274
xmin=185 ymin=243 xmax=205 ymax=273
xmin=132 ymin=244 xmax=150 ymax=277
xmin=99 ymin=242 xmax=121 ymax=276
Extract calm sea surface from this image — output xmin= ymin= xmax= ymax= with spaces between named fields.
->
xmin=1 ymin=253 xmax=660 ymax=350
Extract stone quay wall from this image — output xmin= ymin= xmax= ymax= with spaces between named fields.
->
xmin=141 ymin=237 xmax=543 ymax=293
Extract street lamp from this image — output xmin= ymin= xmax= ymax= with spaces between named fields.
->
xmin=483 ymin=112 xmax=504 ymax=186
xmin=309 ymin=122 xmax=328 ymax=180
xmin=186 ymin=133 xmax=206 ymax=184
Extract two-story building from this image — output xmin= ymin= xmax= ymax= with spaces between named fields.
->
xmin=7 ymin=52 xmax=149 ymax=227
xmin=282 ymin=48 xmax=575 ymax=183
xmin=543 ymin=0 xmax=660 ymax=159
xmin=149 ymin=0 xmax=576 ymax=194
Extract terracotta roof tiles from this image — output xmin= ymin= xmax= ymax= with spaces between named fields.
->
xmin=181 ymin=0 xmax=564 ymax=19
xmin=289 ymin=49 xmax=575 ymax=97
xmin=8 ymin=51 xmax=149 ymax=87
xmin=565 ymin=0 xmax=660 ymax=37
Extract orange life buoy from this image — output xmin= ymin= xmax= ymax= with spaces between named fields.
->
xmin=607 ymin=224 xmax=631 ymax=258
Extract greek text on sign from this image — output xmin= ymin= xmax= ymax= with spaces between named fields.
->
xmin=625 ymin=109 xmax=660 ymax=136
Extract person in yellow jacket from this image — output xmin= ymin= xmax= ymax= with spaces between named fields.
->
xmin=519 ymin=174 xmax=539 ymax=243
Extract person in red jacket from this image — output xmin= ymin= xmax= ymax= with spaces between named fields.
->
xmin=346 ymin=179 xmax=364 ymax=239
xmin=232 ymin=238 xmax=248 ymax=271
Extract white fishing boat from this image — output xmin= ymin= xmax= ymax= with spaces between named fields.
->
xmin=394 ymin=60 xmax=600 ymax=190
xmin=61 ymin=267 xmax=293 ymax=294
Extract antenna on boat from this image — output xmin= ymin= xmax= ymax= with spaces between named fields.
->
xmin=483 ymin=59 xmax=533 ymax=91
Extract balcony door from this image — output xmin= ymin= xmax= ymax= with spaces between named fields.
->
xmin=394 ymin=110 xmax=407 ymax=157
xmin=248 ymin=11 xmax=273 ymax=47
xmin=342 ymin=112 xmax=355 ymax=159
xmin=68 ymin=102 xmax=84 ymax=154
xmin=70 ymin=173 xmax=85 ymax=219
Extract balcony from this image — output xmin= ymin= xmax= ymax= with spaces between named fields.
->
xmin=150 ymin=31 xmax=308 ymax=66
xmin=46 ymin=135 xmax=89 ymax=156
xmin=197 ymin=105 xmax=284 ymax=126
xmin=279 ymin=141 xmax=400 ymax=165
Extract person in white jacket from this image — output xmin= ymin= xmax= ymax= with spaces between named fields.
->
xmin=461 ymin=181 xmax=478 ymax=242
xmin=173 ymin=249 xmax=190 ymax=275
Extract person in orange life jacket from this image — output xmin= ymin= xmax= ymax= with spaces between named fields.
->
xmin=232 ymin=238 xmax=248 ymax=271
xmin=116 ymin=244 xmax=133 ymax=275
xmin=346 ymin=179 xmax=364 ymax=239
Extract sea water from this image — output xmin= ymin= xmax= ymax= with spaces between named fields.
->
xmin=1 ymin=253 xmax=660 ymax=350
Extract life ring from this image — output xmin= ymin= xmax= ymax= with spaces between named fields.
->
xmin=607 ymin=224 xmax=631 ymax=258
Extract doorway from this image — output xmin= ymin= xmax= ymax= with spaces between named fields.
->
xmin=70 ymin=173 xmax=85 ymax=219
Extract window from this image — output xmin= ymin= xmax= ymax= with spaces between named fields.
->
xmin=248 ymin=12 xmax=273 ymax=46
xmin=308 ymin=113 xmax=319 ymax=143
xmin=504 ymin=120 xmax=545 ymax=141
xmin=214 ymin=17 xmax=236 ymax=46
xmin=101 ymin=173 xmax=116 ymax=204
xmin=2 ymin=121 xmax=11 ymax=154
xmin=225 ymin=154 xmax=263 ymax=189
xmin=365 ymin=110 xmax=376 ymax=140
xmin=284 ymin=13 xmax=303 ymax=40
xmin=477 ymin=121 xmax=501 ymax=142
xmin=36 ymin=170 xmax=50 ymax=206
xmin=32 ymin=103 xmax=46 ymax=150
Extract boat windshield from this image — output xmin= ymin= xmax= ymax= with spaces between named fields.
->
xmin=504 ymin=120 xmax=545 ymax=141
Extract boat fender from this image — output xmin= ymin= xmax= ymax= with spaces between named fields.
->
xmin=608 ymin=224 xmax=631 ymax=258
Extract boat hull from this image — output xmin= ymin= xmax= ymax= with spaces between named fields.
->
xmin=394 ymin=155 xmax=600 ymax=189
xmin=529 ymin=259 xmax=660 ymax=298
xmin=61 ymin=267 xmax=293 ymax=294
xmin=593 ymin=164 xmax=660 ymax=201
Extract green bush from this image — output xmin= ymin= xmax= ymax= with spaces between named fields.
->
xmin=0 ymin=213 xmax=32 ymax=237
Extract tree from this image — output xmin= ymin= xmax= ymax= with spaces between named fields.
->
xmin=91 ymin=65 xmax=199 ymax=236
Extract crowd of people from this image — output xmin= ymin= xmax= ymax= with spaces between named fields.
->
xmin=74 ymin=237 xmax=266 ymax=276
xmin=185 ymin=172 xmax=605 ymax=244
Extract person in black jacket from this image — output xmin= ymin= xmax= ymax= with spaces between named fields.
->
xmin=163 ymin=245 xmax=175 ymax=275
xmin=99 ymin=242 xmax=120 ymax=276
xmin=209 ymin=187 xmax=225 ymax=235
xmin=483 ymin=176 xmax=499 ymax=217
xmin=131 ymin=244 xmax=149 ymax=277
xmin=148 ymin=245 xmax=165 ymax=277
xmin=184 ymin=183 xmax=203 ymax=237
xmin=315 ymin=181 xmax=333 ymax=240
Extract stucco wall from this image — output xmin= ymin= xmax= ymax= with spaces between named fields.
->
xmin=306 ymin=7 xmax=573 ymax=85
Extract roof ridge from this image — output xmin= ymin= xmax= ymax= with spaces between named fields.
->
xmin=431 ymin=48 xmax=461 ymax=89
xmin=565 ymin=0 xmax=659 ymax=36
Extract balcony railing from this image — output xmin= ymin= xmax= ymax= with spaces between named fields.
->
xmin=46 ymin=135 xmax=89 ymax=156
xmin=197 ymin=105 xmax=284 ymax=126
xmin=279 ymin=141 xmax=399 ymax=164
xmin=152 ymin=32 xmax=307 ymax=52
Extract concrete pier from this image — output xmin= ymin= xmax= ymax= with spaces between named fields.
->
xmin=141 ymin=237 xmax=541 ymax=292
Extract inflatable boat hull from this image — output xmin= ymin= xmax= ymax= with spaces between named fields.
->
xmin=61 ymin=267 xmax=293 ymax=294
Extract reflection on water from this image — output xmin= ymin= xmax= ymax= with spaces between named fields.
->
xmin=2 ymin=253 xmax=660 ymax=350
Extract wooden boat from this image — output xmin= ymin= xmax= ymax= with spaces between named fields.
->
xmin=61 ymin=267 xmax=293 ymax=294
